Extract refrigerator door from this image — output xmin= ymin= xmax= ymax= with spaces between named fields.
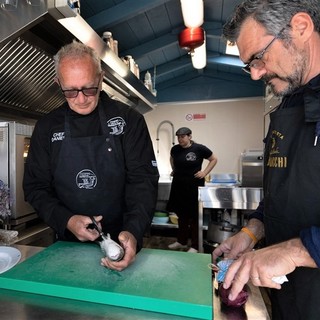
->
xmin=0 ymin=122 xmax=35 ymax=221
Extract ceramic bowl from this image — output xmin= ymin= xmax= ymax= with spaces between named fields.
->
xmin=169 ymin=215 xmax=178 ymax=225
xmin=152 ymin=216 xmax=169 ymax=224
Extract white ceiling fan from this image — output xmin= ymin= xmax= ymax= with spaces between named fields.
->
xmin=179 ymin=0 xmax=206 ymax=69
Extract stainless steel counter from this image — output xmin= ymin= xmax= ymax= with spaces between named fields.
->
xmin=198 ymin=186 xmax=263 ymax=210
xmin=0 ymin=244 xmax=270 ymax=320
xmin=198 ymin=186 xmax=263 ymax=253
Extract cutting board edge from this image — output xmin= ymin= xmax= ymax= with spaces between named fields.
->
xmin=0 ymin=277 xmax=213 ymax=319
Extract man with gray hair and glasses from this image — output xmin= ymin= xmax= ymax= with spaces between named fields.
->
xmin=212 ymin=0 xmax=320 ymax=318
xmin=23 ymin=41 xmax=159 ymax=272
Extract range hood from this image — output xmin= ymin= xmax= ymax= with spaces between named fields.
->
xmin=0 ymin=0 xmax=156 ymax=120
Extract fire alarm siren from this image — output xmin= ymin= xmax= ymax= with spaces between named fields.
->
xmin=178 ymin=27 xmax=204 ymax=51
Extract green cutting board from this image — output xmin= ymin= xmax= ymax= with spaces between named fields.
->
xmin=0 ymin=242 xmax=213 ymax=319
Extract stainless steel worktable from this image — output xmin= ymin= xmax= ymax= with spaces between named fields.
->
xmin=198 ymin=186 xmax=263 ymax=253
xmin=0 ymin=245 xmax=270 ymax=320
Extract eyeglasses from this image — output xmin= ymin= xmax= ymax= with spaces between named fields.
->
xmin=61 ymin=87 xmax=99 ymax=99
xmin=57 ymin=79 xmax=100 ymax=98
xmin=242 ymin=31 xmax=283 ymax=74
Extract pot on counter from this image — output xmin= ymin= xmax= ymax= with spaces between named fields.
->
xmin=207 ymin=221 xmax=241 ymax=244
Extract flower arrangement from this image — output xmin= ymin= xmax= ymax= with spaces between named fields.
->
xmin=0 ymin=179 xmax=11 ymax=227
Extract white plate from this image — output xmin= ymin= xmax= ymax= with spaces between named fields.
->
xmin=0 ymin=246 xmax=21 ymax=274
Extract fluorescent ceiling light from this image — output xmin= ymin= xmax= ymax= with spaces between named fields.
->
xmin=180 ymin=0 xmax=204 ymax=28
xmin=191 ymin=38 xmax=206 ymax=69
xmin=226 ymin=41 xmax=240 ymax=56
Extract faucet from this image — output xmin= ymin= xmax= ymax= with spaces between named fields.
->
xmin=156 ymin=120 xmax=175 ymax=154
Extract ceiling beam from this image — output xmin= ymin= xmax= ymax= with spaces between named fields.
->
xmin=156 ymin=71 xmax=202 ymax=89
xmin=154 ymin=55 xmax=193 ymax=77
xmin=86 ymin=0 xmax=173 ymax=32
xmin=122 ymin=33 xmax=178 ymax=59
xmin=140 ymin=52 xmax=240 ymax=80
xmin=208 ymin=55 xmax=243 ymax=67
xmin=156 ymin=69 xmax=259 ymax=91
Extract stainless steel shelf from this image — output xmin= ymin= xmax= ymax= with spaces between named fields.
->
xmin=151 ymin=222 xmax=178 ymax=229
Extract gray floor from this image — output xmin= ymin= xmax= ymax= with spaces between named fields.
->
xmin=143 ymin=235 xmax=192 ymax=251
xmin=143 ymin=235 xmax=176 ymax=250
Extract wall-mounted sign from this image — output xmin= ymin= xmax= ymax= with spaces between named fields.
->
xmin=185 ymin=113 xmax=206 ymax=121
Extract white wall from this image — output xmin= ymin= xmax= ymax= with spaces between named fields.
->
xmin=144 ymin=98 xmax=265 ymax=177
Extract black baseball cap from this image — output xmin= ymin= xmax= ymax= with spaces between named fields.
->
xmin=175 ymin=127 xmax=192 ymax=135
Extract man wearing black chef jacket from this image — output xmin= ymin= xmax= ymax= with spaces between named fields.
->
xmin=23 ymin=40 xmax=159 ymax=271
xmin=212 ymin=0 xmax=320 ymax=319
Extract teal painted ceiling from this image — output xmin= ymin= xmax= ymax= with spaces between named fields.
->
xmin=79 ymin=0 xmax=264 ymax=103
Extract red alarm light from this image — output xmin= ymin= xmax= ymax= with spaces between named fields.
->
xmin=178 ymin=27 xmax=205 ymax=51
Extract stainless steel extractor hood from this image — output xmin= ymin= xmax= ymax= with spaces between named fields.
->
xmin=0 ymin=0 xmax=156 ymax=120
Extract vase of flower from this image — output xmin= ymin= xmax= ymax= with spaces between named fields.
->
xmin=0 ymin=179 xmax=11 ymax=230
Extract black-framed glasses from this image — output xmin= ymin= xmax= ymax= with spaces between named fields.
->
xmin=57 ymin=79 xmax=100 ymax=98
xmin=242 ymin=30 xmax=283 ymax=74
xmin=61 ymin=87 xmax=99 ymax=98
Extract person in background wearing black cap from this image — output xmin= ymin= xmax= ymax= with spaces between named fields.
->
xmin=167 ymin=127 xmax=217 ymax=253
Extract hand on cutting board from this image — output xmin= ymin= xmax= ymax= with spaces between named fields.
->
xmin=223 ymin=238 xmax=317 ymax=301
xmin=67 ymin=214 xmax=102 ymax=242
xmin=101 ymin=231 xmax=137 ymax=271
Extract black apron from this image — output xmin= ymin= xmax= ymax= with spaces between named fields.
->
xmin=53 ymin=104 xmax=126 ymax=241
xmin=167 ymin=175 xmax=204 ymax=217
xmin=264 ymin=104 xmax=320 ymax=320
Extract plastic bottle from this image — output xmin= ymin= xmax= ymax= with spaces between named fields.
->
xmin=144 ymin=71 xmax=153 ymax=91
xmin=102 ymin=31 xmax=114 ymax=51
xmin=134 ymin=63 xmax=140 ymax=79
xmin=113 ymin=40 xmax=118 ymax=56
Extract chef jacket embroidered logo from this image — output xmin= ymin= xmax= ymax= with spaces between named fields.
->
xmin=51 ymin=132 xmax=65 ymax=142
xmin=186 ymin=152 xmax=196 ymax=161
xmin=76 ymin=169 xmax=97 ymax=189
xmin=107 ymin=117 xmax=126 ymax=135
xmin=266 ymin=130 xmax=287 ymax=168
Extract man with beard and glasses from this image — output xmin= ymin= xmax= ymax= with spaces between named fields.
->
xmin=212 ymin=0 xmax=320 ymax=319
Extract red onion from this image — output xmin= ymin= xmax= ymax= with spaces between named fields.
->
xmin=218 ymin=284 xmax=249 ymax=307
